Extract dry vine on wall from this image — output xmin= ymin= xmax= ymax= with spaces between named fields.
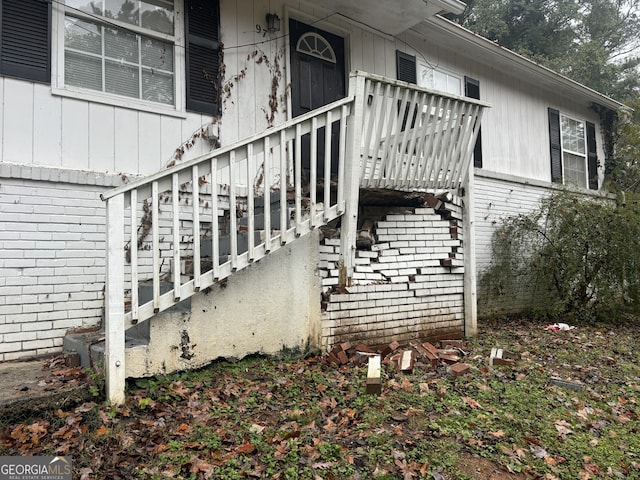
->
xmin=128 ymin=43 xmax=290 ymax=263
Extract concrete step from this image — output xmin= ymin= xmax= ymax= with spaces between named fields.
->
xmin=63 ymin=281 xmax=191 ymax=372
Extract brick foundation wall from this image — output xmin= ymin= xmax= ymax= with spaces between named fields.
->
xmin=320 ymin=201 xmax=465 ymax=348
xmin=474 ymin=171 xmax=613 ymax=317
xmin=0 ymin=165 xmax=124 ymax=360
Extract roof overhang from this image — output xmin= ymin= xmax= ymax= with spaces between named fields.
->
xmin=311 ymin=0 xmax=466 ymax=36
xmin=411 ymin=16 xmax=628 ymax=113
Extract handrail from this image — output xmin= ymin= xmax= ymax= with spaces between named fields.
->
xmin=100 ymin=95 xmax=355 ymax=201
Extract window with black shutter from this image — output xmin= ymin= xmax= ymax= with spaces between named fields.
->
xmin=0 ymin=0 xmax=51 ymax=83
xmin=548 ymin=108 xmax=597 ymax=189
xmin=185 ymin=0 xmax=220 ymax=115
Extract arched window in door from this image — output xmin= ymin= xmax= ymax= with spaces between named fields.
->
xmin=296 ymin=32 xmax=336 ymax=63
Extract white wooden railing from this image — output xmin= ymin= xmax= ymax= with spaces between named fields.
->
xmin=359 ymin=72 xmax=485 ymax=190
xmin=101 ymin=71 xmax=488 ymax=403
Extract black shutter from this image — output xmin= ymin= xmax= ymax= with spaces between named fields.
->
xmin=185 ymin=0 xmax=220 ymax=115
xmin=396 ymin=50 xmax=416 ymax=84
xmin=586 ymin=121 xmax=598 ymax=190
xmin=0 ymin=0 xmax=51 ymax=83
xmin=465 ymin=76 xmax=482 ymax=168
xmin=396 ymin=50 xmax=416 ymax=130
xmin=548 ymin=108 xmax=562 ymax=183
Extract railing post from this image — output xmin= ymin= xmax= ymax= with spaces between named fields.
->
xmin=105 ymin=193 xmax=126 ymax=404
xmin=340 ymin=73 xmax=366 ymax=285
xmin=463 ymin=163 xmax=478 ymax=337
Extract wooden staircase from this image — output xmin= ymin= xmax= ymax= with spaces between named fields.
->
xmin=99 ymin=71 xmax=488 ymax=403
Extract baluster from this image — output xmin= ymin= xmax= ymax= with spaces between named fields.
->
xmin=192 ymin=165 xmax=201 ymax=290
xmin=130 ymin=189 xmax=138 ymax=323
xmin=152 ymin=181 xmax=160 ymax=313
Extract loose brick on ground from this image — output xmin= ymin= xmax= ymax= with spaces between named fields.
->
xmin=448 ymin=363 xmax=470 ymax=376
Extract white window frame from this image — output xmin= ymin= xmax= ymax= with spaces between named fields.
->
xmin=560 ymin=113 xmax=588 ymax=188
xmin=417 ymin=60 xmax=462 ymax=96
xmin=51 ymin=0 xmax=186 ymax=117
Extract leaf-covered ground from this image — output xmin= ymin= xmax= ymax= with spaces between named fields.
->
xmin=1 ymin=318 xmax=639 ymax=479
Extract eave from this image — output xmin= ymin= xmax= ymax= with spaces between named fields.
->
xmin=306 ymin=0 xmax=466 ymax=36
xmin=411 ymin=16 xmax=628 ymax=113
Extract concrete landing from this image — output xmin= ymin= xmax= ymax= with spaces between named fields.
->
xmin=0 ymin=356 xmax=93 ymax=423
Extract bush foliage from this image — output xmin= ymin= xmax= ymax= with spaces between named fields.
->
xmin=481 ymin=190 xmax=640 ymax=322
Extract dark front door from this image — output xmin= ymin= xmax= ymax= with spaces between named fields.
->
xmin=289 ymin=19 xmax=345 ymax=177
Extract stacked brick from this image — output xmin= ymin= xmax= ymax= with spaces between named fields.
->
xmin=319 ymin=201 xmax=465 ymax=348
xmin=0 ymin=173 xmax=119 ymax=361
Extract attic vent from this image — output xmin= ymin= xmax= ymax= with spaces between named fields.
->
xmin=296 ymin=32 xmax=336 ymax=63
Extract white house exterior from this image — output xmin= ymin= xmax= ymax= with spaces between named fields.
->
xmin=0 ymin=0 xmax=625 ymax=389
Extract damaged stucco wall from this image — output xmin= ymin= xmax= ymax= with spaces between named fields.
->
xmin=320 ymin=198 xmax=465 ymax=348
xmin=125 ymin=230 xmax=322 ymax=377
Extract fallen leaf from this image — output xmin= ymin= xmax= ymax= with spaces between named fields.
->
xmin=462 ymin=396 xmax=482 ymax=409
xmin=249 ymin=424 xmax=265 ymax=434
xmin=554 ymin=419 xmax=573 ymax=437
xmin=236 ymin=442 xmax=255 ymax=454
xmin=583 ymin=463 xmax=602 ymax=475
xmin=489 ymin=429 xmax=505 ymax=438
xmin=499 ymin=445 xmax=513 ymax=455
xmin=530 ymin=445 xmax=549 ymax=458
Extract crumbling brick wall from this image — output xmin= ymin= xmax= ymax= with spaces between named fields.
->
xmin=319 ymin=197 xmax=465 ymax=348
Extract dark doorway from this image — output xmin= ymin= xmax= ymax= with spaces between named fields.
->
xmin=289 ymin=19 xmax=345 ymax=177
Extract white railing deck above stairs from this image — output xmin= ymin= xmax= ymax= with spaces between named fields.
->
xmin=101 ymin=71 xmax=488 ymax=403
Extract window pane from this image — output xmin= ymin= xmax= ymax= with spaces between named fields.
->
xmin=561 ymin=116 xmax=585 ymax=154
xmin=105 ymin=27 xmax=139 ymax=63
xmin=564 ymin=152 xmax=587 ymax=188
xmin=434 ymin=70 xmax=447 ymax=92
xmin=417 ymin=64 xmax=433 ymax=89
xmin=141 ymin=1 xmax=174 ymax=35
xmin=105 ymin=60 xmax=139 ymax=98
xmin=65 ymin=51 xmax=102 ymax=90
xmin=141 ymin=37 xmax=173 ymax=71
xmin=66 ymin=0 xmax=103 ymax=15
xmin=143 ymin=69 xmax=173 ymax=104
xmin=105 ymin=0 xmax=140 ymax=26
xmin=447 ymin=76 xmax=461 ymax=96
xmin=65 ymin=17 xmax=102 ymax=55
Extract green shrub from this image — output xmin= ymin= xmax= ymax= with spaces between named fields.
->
xmin=480 ymin=190 xmax=640 ymax=322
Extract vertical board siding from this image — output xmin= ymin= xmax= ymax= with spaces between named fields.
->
xmin=3 ymin=78 xmax=34 ymax=164
xmin=139 ymin=112 xmax=162 ymax=173
xmin=0 ymin=0 xmax=609 ymax=186
xmin=160 ymin=116 xmax=184 ymax=167
xmin=33 ymin=84 xmax=63 ymax=168
xmin=0 ymin=77 xmax=3 ymax=155
xmin=218 ymin=0 xmax=239 ymax=144
xmin=114 ymin=109 xmax=139 ymax=174
xmin=61 ymin=98 xmax=89 ymax=170
xmin=89 ymin=103 xmax=116 ymax=172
